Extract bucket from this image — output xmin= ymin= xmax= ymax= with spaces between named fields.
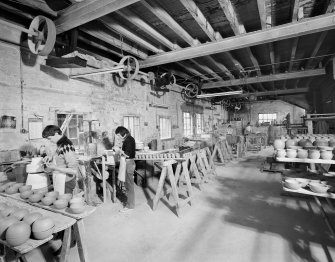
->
xmin=12 ymin=163 xmax=28 ymax=183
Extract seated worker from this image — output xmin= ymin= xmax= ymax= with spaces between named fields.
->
xmin=42 ymin=125 xmax=78 ymax=194
xmin=227 ymin=125 xmax=234 ymax=135
xmin=244 ymin=122 xmax=252 ymax=135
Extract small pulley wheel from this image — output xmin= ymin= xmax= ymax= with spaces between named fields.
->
xmin=184 ymin=83 xmax=199 ymax=98
xmin=28 ymin=16 xmax=56 ymax=56
xmin=118 ymin=56 xmax=139 ymax=80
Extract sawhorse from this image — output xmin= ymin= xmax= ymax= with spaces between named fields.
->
xmin=152 ymin=160 xmax=193 ymax=217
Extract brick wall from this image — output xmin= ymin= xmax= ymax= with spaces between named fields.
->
xmin=0 ymin=28 xmax=226 ymax=159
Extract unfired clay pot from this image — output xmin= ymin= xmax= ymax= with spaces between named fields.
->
xmin=297 ymin=149 xmax=308 ymax=159
xmin=308 ymin=149 xmax=320 ymax=159
xmin=274 ymin=139 xmax=285 ymax=150
xmin=276 ymin=149 xmax=286 ymax=158
xmin=286 ymin=149 xmax=297 ymax=158
xmin=285 ymin=139 xmax=297 ymax=148
xmin=320 ymin=150 xmax=333 ymax=160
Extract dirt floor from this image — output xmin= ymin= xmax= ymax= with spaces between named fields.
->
xmin=8 ymin=147 xmax=335 ymax=262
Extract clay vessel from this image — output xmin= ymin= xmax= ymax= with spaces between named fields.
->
xmin=23 ymin=212 xmax=42 ymax=226
xmin=11 ymin=209 xmax=29 ymax=221
xmin=320 ymin=150 xmax=333 ymax=160
xmin=276 ymin=149 xmax=286 ymax=158
xmin=313 ymin=139 xmax=328 ymax=147
xmin=285 ymin=139 xmax=297 ymax=148
xmin=273 ymin=139 xmax=285 ymax=150
xmin=20 ymin=190 xmax=33 ymax=199
xmin=0 ymin=216 xmax=19 ymax=239
xmin=19 ymin=185 xmax=32 ymax=193
xmin=329 ymin=140 xmax=335 ymax=147
xmin=286 ymin=149 xmax=297 ymax=158
xmin=297 ymin=149 xmax=308 ymax=159
xmin=32 ymin=217 xmax=55 ymax=240
xmin=53 ymin=199 xmax=68 ymax=209
xmin=308 ymin=149 xmax=320 ymax=159
xmin=5 ymin=222 xmax=31 ymax=246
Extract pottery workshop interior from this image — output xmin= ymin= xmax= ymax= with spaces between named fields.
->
xmin=2 ymin=0 xmax=335 ymax=261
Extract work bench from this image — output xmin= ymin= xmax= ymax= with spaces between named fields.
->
xmin=0 ymin=192 xmax=96 ymax=262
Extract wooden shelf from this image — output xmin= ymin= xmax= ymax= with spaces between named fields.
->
xmin=276 ymin=157 xmax=335 ymax=164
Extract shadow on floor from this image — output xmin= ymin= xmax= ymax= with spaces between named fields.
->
xmin=178 ymin=174 xmax=335 ymax=262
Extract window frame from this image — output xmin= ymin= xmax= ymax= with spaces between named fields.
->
xmin=258 ymin=113 xmax=277 ymax=124
xmin=183 ymin=112 xmax=193 ymax=137
xmin=195 ymin=113 xmax=204 ymax=135
xmin=57 ymin=113 xmax=84 ymax=150
xmin=159 ymin=116 xmax=172 ymax=140
xmin=123 ymin=115 xmax=141 ymax=141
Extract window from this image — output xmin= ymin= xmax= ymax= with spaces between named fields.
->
xmin=183 ymin=112 xmax=193 ymax=137
xmin=57 ymin=114 xmax=84 ymax=149
xmin=159 ymin=116 xmax=171 ymax=139
xmin=123 ymin=116 xmax=140 ymax=141
xmin=258 ymin=113 xmax=277 ymax=124
xmin=196 ymin=113 xmax=204 ymax=135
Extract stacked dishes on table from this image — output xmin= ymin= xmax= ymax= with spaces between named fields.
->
xmin=283 ymin=178 xmax=330 ymax=194
xmin=274 ymin=134 xmax=335 ymax=160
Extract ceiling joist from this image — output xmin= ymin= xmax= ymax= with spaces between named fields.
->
xmin=55 ymin=0 xmax=141 ymax=34
xmin=202 ymin=69 xmax=326 ymax=89
xmin=140 ymin=13 xmax=335 ymax=68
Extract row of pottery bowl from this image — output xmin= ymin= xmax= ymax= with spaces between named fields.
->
xmin=0 ymin=203 xmax=55 ymax=246
xmin=284 ymin=178 xmax=330 ymax=193
xmin=276 ymin=148 xmax=333 ymax=160
xmin=0 ymin=182 xmax=27 ymax=194
xmin=274 ymin=137 xmax=335 ymax=150
xmin=18 ymin=189 xmax=86 ymax=214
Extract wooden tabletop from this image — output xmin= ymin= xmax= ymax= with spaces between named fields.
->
xmin=276 ymin=157 xmax=335 ymax=164
xmin=0 ymin=192 xmax=96 ymax=220
xmin=282 ymin=185 xmax=335 ymax=199
xmin=0 ymin=195 xmax=76 ymax=254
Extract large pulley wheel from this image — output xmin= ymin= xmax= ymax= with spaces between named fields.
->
xmin=28 ymin=16 xmax=56 ymax=56
xmin=118 ymin=56 xmax=139 ymax=80
xmin=184 ymin=83 xmax=199 ymax=98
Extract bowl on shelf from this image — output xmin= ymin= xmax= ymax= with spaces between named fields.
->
xmin=70 ymin=203 xmax=85 ymax=214
xmin=53 ymin=199 xmax=68 ymax=210
xmin=41 ymin=197 xmax=56 ymax=206
xmin=45 ymin=191 xmax=59 ymax=199
xmin=284 ymin=179 xmax=302 ymax=190
xmin=57 ymin=193 xmax=72 ymax=201
xmin=19 ymin=185 xmax=32 ymax=193
xmin=309 ymin=183 xmax=329 ymax=194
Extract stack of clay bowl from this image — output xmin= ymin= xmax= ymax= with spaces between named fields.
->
xmin=31 ymin=217 xmax=55 ymax=240
xmin=0 ymin=182 xmax=16 ymax=193
xmin=69 ymin=197 xmax=86 ymax=214
xmin=41 ymin=191 xmax=59 ymax=206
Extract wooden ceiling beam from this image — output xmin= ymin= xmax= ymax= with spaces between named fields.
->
xmin=100 ymin=16 xmax=163 ymax=54
xmin=217 ymin=0 xmax=246 ymax=34
xmin=289 ymin=38 xmax=299 ymax=72
xmin=16 ymin=0 xmax=57 ymax=17
xmin=117 ymin=9 xmax=178 ymax=50
xmin=304 ymin=31 xmax=327 ymax=69
xmin=178 ymin=0 xmax=217 ymax=41
xmin=202 ymin=68 xmax=325 ymax=89
xmin=80 ymin=27 xmax=148 ymax=59
xmin=179 ymin=0 xmax=240 ymax=79
xmin=141 ymin=0 xmax=194 ymax=46
xmin=140 ymin=0 xmax=223 ymax=80
xmin=218 ymin=0 xmax=262 ymax=79
xmin=55 ymin=0 xmax=141 ymax=34
xmin=177 ymin=62 xmax=211 ymax=81
xmin=233 ymin=87 xmax=309 ymax=98
xmin=139 ymin=14 xmax=335 ymax=68
xmin=292 ymin=0 xmax=301 ymax=22
xmin=326 ymin=0 xmax=335 ymax=13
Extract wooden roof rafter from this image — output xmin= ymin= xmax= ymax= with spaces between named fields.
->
xmin=140 ymin=0 xmax=225 ymax=81
xmin=217 ymin=0 xmax=262 ymax=79
xmin=202 ymin=68 xmax=325 ymax=90
xmin=139 ymin=14 xmax=335 ymax=68
xmin=257 ymin=0 xmax=275 ymax=74
xmin=55 ymin=0 xmax=141 ymax=34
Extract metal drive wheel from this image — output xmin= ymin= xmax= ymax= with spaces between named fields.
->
xmin=28 ymin=16 xmax=56 ymax=56
xmin=118 ymin=56 xmax=139 ymax=80
xmin=184 ymin=83 xmax=199 ymax=98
